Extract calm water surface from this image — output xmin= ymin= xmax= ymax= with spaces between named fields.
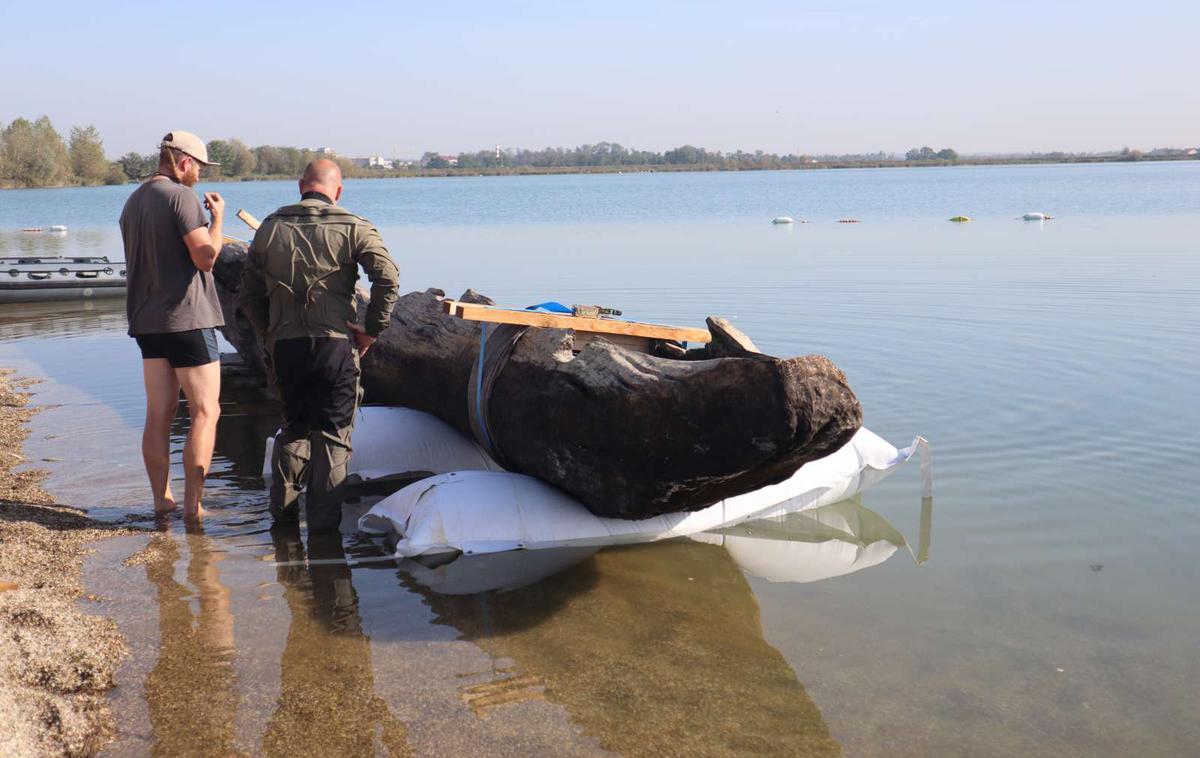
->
xmin=1 ymin=162 xmax=1198 ymax=756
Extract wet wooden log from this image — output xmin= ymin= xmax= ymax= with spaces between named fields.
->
xmin=211 ymin=244 xmax=270 ymax=376
xmin=212 ymin=241 xmax=863 ymax=520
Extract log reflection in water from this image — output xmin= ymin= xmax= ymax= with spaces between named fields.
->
xmin=411 ymin=540 xmax=841 ymax=757
xmin=209 ymin=392 xmax=281 ymax=486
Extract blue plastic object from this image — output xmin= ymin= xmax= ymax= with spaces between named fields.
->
xmin=525 ymin=301 xmax=573 ymax=314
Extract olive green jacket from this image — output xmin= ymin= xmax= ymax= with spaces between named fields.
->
xmin=238 ymin=198 xmax=399 ymax=347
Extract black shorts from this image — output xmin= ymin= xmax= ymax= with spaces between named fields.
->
xmin=134 ymin=328 xmax=221 ymax=368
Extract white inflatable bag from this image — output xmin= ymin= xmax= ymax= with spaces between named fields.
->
xmin=359 ymin=427 xmax=930 ymax=557
xmin=264 ymin=406 xmax=501 ymax=484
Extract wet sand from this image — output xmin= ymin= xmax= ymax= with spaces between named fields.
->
xmin=0 ymin=369 xmax=136 ymax=757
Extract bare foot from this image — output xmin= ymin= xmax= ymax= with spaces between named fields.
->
xmin=154 ymin=496 xmax=177 ymax=515
xmin=152 ymin=512 xmax=172 ymax=532
xmin=183 ymin=503 xmax=209 ymax=523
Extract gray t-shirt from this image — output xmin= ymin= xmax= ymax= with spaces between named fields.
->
xmin=119 ymin=178 xmax=225 ymax=335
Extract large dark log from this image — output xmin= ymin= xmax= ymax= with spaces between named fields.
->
xmin=213 ymin=241 xmax=863 ymax=520
xmin=211 ymin=243 xmax=270 ymax=376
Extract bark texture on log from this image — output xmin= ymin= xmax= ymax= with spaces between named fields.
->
xmin=213 ymin=241 xmax=863 ymax=520
xmin=211 ymin=243 xmax=269 ymax=376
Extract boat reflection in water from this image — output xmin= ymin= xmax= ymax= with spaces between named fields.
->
xmin=399 ymin=497 xmax=930 ymax=757
xmin=0 ymin=298 xmax=127 ymax=340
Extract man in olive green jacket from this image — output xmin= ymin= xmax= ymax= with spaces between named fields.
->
xmin=239 ymin=159 xmax=399 ymax=531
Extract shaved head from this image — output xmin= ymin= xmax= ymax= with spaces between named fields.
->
xmin=302 ymin=159 xmax=341 ymax=187
xmin=299 ymin=159 xmax=343 ymax=202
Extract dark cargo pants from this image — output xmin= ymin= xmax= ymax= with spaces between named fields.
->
xmin=270 ymin=337 xmax=360 ymax=531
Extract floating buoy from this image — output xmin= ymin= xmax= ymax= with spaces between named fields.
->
xmin=837 ymin=218 xmax=859 ymax=224
xmin=1021 ymin=212 xmax=1053 ymax=221
xmin=48 ymin=225 xmax=67 ymax=232
xmin=948 ymin=215 xmax=972 ymax=223
xmin=772 ymin=216 xmax=794 ymax=224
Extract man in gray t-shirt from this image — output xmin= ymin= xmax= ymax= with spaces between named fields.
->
xmin=122 ymin=176 xmax=225 ymax=334
xmin=118 ymin=130 xmax=226 ymax=525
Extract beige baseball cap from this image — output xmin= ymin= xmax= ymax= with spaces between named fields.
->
xmin=159 ymin=130 xmax=219 ymax=166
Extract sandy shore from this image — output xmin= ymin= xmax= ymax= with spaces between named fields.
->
xmin=0 ymin=369 xmax=137 ymax=757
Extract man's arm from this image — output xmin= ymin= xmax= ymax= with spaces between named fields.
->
xmin=182 ymin=192 xmax=225 ymax=272
xmin=347 ymin=223 xmax=400 ymax=357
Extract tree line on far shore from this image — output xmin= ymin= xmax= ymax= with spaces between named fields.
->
xmin=0 ymin=116 xmax=360 ymax=189
xmin=3 ymin=114 xmax=1195 ymax=190
xmin=421 ymin=144 xmax=903 ymax=170
xmin=0 ymin=116 xmax=918 ymax=187
xmin=905 ymin=146 xmax=958 ymax=161
xmin=0 ymin=117 xmax=127 ymax=188
xmin=0 ymin=115 xmax=969 ymax=188
xmin=113 ymin=140 xmax=357 ymax=183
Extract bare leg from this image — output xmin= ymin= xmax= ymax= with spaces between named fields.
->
xmin=176 ymin=361 xmax=221 ymax=522
xmin=142 ymin=359 xmax=180 ymax=514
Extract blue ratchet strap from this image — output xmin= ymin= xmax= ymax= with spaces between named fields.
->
xmin=473 ymin=322 xmax=494 ymax=452
xmin=467 ymin=321 xmax=529 ymax=467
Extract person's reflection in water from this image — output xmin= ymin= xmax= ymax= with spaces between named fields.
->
xmin=142 ymin=532 xmax=238 ymax=756
xmin=263 ymin=525 xmax=411 ymax=757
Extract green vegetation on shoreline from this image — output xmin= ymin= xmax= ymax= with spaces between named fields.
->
xmin=179 ymin=152 xmax=1200 ymax=184
xmin=1 ymin=114 xmax=1195 ymax=190
xmin=327 ymin=150 xmax=1196 ymax=179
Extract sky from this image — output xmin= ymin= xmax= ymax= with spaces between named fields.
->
xmin=2 ymin=1 xmax=1197 ymax=159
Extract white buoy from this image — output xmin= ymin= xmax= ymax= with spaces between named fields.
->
xmin=772 ymin=216 xmax=794 ymax=225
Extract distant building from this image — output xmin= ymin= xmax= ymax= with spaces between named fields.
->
xmin=350 ymin=156 xmax=395 ymax=169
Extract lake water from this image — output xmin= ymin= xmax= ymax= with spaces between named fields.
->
xmin=1 ymin=162 xmax=1198 ymax=756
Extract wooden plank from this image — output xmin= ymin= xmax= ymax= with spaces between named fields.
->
xmin=443 ymin=300 xmax=711 ymax=343
xmin=236 ymin=209 xmax=262 ymax=231
xmin=458 ymin=675 xmax=542 ymax=699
